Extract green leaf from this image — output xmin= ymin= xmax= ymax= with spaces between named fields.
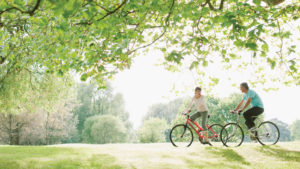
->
xmin=210 ymin=77 xmax=219 ymax=84
xmin=189 ymin=61 xmax=199 ymax=70
xmin=267 ymin=58 xmax=276 ymax=69
xmin=234 ymin=40 xmax=244 ymax=48
xmin=229 ymin=53 xmax=237 ymax=59
xmin=261 ymin=43 xmax=269 ymax=52
xmin=80 ymin=73 xmax=88 ymax=81
xmin=202 ymin=60 xmax=208 ymax=67
xmin=246 ymin=43 xmax=258 ymax=51
xmin=166 ymin=51 xmax=183 ymax=64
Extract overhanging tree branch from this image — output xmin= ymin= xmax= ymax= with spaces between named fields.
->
xmin=75 ymin=0 xmax=127 ymax=25
xmin=96 ymin=0 xmax=127 ymax=22
xmin=0 ymin=0 xmax=42 ymax=16
xmin=206 ymin=0 xmax=226 ymax=11
xmin=128 ymin=0 xmax=175 ymax=55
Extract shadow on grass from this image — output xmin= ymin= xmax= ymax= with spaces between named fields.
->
xmin=183 ymin=157 xmax=243 ymax=169
xmin=181 ymin=147 xmax=250 ymax=169
xmin=258 ymin=145 xmax=300 ymax=162
xmin=205 ymin=147 xmax=250 ymax=165
xmin=0 ymin=146 xmax=125 ymax=169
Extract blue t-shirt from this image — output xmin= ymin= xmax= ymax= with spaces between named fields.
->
xmin=243 ymin=89 xmax=264 ymax=108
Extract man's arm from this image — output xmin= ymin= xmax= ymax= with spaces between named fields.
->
xmin=234 ymin=100 xmax=244 ymax=111
xmin=239 ymin=98 xmax=252 ymax=112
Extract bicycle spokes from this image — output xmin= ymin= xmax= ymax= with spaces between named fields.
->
xmin=221 ymin=123 xmax=244 ymax=147
xmin=170 ymin=124 xmax=193 ymax=147
xmin=257 ymin=121 xmax=280 ymax=145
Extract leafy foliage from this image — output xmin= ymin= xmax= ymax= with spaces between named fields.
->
xmin=0 ymin=73 xmax=78 ymax=145
xmin=270 ymin=118 xmax=291 ymax=141
xmin=138 ymin=118 xmax=168 ymax=143
xmin=0 ymin=0 xmax=299 ymax=87
xmin=72 ymin=82 xmax=133 ymax=142
xmin=82 ymin=114 xmax=127 ymax=144
xmin=143 ymin=98 xmax=184 ymax=124
xmin=290 ymin=119 xmax=300 ymax=141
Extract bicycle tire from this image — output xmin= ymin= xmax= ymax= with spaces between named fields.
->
xmin=220 ymin=123 xmax=244 ymax=147
xmin=170 ymin=124 xmax=194 ymax=147
xmin=257 ymin=121 xmax=280 ymax=146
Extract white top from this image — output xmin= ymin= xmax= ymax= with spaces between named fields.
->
xmin=187 ymin=95 xmax=209 ymax=112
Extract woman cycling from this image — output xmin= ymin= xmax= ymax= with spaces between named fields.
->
xmin=183 ymin=87 xmax=211 ymax=145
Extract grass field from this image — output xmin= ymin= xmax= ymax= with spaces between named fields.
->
xmin=0 ymin=142 xmax=300 ymax=169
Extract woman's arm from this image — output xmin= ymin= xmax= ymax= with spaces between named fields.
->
xmin=185 ymin=97 xmax=194 ymax=114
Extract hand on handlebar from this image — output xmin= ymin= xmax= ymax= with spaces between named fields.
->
xmin=230 ymin=110 xmax=242 ymax=115
xmin=182 ymin=110 xmax=191 ymax=115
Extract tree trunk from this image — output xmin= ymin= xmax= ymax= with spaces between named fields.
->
xmin=15 ymin=125 xmax=21 ymax=145
xmin=45 ymin=112 xmax=50 ymax=145
xmin=8 ymin=114 xmax=13 ymax=145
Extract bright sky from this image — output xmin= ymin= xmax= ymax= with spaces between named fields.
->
xmin=111 ymin=15 xmax=300 ymax=129
xmin=112 ymin=50 xmax=300 ymax=129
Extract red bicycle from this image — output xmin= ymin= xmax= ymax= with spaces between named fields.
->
xmin=170 ymin=113 xmax=223 ymax=147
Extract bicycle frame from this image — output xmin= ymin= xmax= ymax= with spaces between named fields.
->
xmin=185 ymin=115 xmax=219 ymax=139
xmin=227 ymin=111 xmax=262 ymax=140
xmin=225 ymin=112 xmax=243 ymax=140
xmin=223 ymin=111 xmax=279 ymax=146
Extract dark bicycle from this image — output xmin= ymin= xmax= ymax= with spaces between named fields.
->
xmin=169 ymin=113 xmax=223 ymax=147
xmin=220 ymin=110 xmax=280 ymax=147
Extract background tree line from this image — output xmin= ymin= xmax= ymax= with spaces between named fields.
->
xmin=1 ymin=71 xmax=299 ymax=145
xmin=0 ymin=69 xmax=135 ymax=144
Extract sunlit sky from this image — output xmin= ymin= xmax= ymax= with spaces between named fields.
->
xmin=110 ymin=15 xmax=300 ymax=129
xmin=112 ymin=50 xmax=300 ymax=129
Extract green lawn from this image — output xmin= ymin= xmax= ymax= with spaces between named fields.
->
xmin=0 ymin=142 xmax=300 ymax=169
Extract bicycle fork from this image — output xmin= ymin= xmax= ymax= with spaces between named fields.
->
xmin=225 ymin=125 xmax=238 ymax=142
xmin=180 ymin=124 xmax=188 ymax=138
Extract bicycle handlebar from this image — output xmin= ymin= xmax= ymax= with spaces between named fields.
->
xmin=182 ymin=112 xmax=210 ymax=118
xmin=231 ymin=110 xmax=243 ymax=115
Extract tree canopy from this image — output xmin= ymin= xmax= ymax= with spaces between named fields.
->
xmin=1 ymin=0 xmax=299 ymax=87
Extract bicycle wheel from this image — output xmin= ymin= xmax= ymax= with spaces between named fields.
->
xmin=220 ymin=123 xmax=244 ymax=147
xmin=170 ymin=124 xmax=193 ymax=147
xmin=206 ymin=124 xmax=224 ymax=146
xmin=257 ymin=121 xmax=280 ymax=145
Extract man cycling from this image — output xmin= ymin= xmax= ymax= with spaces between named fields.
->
xmin=231 ymin=82 xmax=264 ymax=140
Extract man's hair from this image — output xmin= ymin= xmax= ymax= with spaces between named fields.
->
xmin=240 ymin=82 xmax=249 ymax=90
xmin=195 ymin=87 xmax=202 ymax=91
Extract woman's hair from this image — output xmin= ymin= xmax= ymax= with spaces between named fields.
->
xmin=195 ymin=87 xmax=202 ymax=91
xmin=240 ymin=82 xmax=249 ymax=90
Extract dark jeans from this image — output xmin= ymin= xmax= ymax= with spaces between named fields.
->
xmin=190 ymin=111 xmax=208 ymax=130
xmin=243 ymin=107 xmax=264 ymax=129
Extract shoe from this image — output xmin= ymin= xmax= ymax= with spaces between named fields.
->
xmin=203 ymin=141 xmax=213 ymax=146
xmin=249 ymin=129 xmax=258 ymax=142
xmin=250 ymin=134 xmax=256 ymax=141
xmin=250 ymin=136 xmax=257 ymax=143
